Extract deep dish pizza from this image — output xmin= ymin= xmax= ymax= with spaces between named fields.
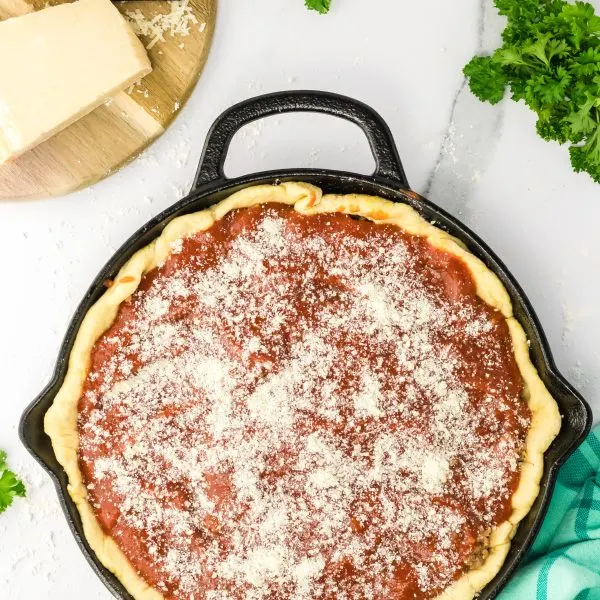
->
xmin=46 ymin=182 xmax=560 ymax=600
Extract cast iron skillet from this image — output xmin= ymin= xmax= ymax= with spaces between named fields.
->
xmin=20 ymin=91 xmax=592 ymax=599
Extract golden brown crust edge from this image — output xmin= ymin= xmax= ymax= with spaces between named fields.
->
xmin=44 ymin=182 xmax=561 ymax=600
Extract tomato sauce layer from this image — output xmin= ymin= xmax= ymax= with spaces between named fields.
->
xmin=78 ymin=204 xmax=529 ymax=599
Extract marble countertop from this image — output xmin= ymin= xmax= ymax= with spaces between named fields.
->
xmin=1 ymin=0 xmax=598 ymax=597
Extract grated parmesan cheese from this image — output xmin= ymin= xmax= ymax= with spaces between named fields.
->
xmin=78 ymin=205 xmax=530 ymax=599
xmin=125 ymin=0 xmax=205 ymax=50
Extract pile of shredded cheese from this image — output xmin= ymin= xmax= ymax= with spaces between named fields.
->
xmin=78 ymin=205 xmax=529 ymax=599
xmin=125 ymin=0 xmax=206 ymax=50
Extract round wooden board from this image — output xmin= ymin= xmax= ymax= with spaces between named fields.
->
xmin=0 ymin=0 xmax=216 ymax=200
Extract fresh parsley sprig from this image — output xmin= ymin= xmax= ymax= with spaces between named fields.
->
xmin=305 ymin=0 xmax=331 ymax=14
xmin=464 ymin=0 xmax=600 ymax=183
xmin=0 ymin=450 xmax=26 ymax=514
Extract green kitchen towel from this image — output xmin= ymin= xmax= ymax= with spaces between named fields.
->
xmin=499 ymin=426 xmax=600 ymax=599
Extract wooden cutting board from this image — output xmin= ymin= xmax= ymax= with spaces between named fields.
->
xmin=0 ymin=0 xmax=216 ymax=200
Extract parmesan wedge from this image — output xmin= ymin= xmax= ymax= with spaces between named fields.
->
xmin=0 ymin=0 xmax=152 ymax=164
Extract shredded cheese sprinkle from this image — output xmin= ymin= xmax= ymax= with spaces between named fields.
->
xmin=125 ymin=0 xmax=205 ymax=50
xmin=78 ymin=205 xmax=529 ymax=599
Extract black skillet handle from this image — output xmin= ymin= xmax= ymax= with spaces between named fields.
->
xmin=192 ymin=90 xmax=409 ymax=190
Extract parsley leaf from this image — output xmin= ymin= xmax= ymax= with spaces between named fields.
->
xmin=305 ymin=0 xmax=331 ymax=14
xmin=0 ymin=450 xmax=26 ymax=515
xmin=464 ymin=56 xmax=508 ymax=104
xmin=464 ymin=0 xmax=600 ymax=184
xmin=567 ymin=93 xmax=597 ymax=136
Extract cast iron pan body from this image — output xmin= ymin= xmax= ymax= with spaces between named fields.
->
xmin=20 ymin=91 xmax=592 ymax=599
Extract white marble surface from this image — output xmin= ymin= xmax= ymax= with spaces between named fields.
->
xmin=1 ymin=0 xmax=599 ymax=597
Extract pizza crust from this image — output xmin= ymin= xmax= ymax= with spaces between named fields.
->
xmin=45 ymin=181 xmax=561 ymax=600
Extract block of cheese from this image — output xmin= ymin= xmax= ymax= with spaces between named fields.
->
xmin=0 ymin=0 xmax=152 ymax=164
